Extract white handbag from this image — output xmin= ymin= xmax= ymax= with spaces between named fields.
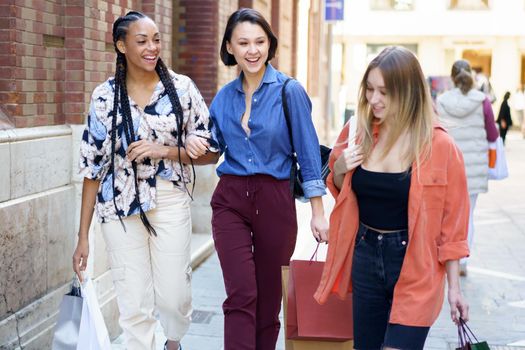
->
xmin=488 ymin=137 xmax=509 ymax=180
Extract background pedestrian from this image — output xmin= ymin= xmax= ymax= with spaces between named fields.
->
xmin=436 ymin=59 xmax=499 ymax=276
xmin=497 ymin=91 xmax=513 ymax=144
xmin=510 ymin=86 xmax=525 ymax=138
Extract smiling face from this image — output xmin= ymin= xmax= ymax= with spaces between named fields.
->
xmin=365 ymin=67 xmax=389 ymax=120
xmin=226 ymin=21 xmax=269 ymax=77
xmin=116 ymin=17 xmax=160 ymax=74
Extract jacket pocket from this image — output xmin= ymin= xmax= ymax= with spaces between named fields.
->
xmin=421 ymin=169 xmax=447 ymax=210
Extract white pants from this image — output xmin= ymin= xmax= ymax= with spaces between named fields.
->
xmin=102 ymin=179 xmax=192 ymax=350
xmin=461 ymin=194 xmax=478 ymax=265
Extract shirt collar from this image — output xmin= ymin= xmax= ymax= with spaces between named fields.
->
xmin=234 ymin=63 xmax=278 ymax=93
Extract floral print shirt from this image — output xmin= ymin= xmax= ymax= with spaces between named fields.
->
xmin=79 ymin=71 xmax=215 ymax=223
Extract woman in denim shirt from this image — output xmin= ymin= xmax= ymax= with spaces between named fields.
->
xmin=203 ymin=8 xmax=328 ymax=350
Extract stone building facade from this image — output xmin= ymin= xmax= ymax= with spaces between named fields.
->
xmin=0 ymin=0 xmax=299 ymax=348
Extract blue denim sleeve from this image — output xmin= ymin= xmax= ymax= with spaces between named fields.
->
xmin=302 ymin=179 xmax=327 ymax=198
xmin=284 ymin=80 xmax=326 ymax=198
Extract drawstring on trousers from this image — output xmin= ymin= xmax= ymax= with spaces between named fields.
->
xmin=245 ymin=176 xmax=260 ymax=215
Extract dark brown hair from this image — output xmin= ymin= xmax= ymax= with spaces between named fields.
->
xmin=220 ymin=8 xmax=278 ymax=66
xmin=451 ymin=59 xmax=474 ymax=94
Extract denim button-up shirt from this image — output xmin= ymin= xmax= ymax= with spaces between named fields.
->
xmin=209 ymin=64 xmax=326 ymax=199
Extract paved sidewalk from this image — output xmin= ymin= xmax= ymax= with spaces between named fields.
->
xmin=113 ymin=131 xmax=525 ymax=349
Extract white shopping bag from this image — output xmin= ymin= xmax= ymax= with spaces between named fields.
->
xmin=52 ymin=279 xmax=83 ymax=350
xmin=77 ymin=277 xmax=111 ymax=350
xmin=488 ymin=137 xmax=509 ymax=180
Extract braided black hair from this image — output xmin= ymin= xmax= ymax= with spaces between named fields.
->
xmin=155 ymin=59 xmax=197 ymax=198
xmin=110 ymin=11 xmax=192 ymax=235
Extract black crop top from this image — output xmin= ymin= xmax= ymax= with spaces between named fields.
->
xmin=351 ymin=165 xmax=411 ymax=230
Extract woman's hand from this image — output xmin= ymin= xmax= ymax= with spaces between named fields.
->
xmin=127 ymin=139 xmax=167 ymax=162
xmin=309 ymin=197 xmax=329 ymax=243
xmin=72 ymin=236 xmax=89 ymax=283
xmin=333 ymin=144 xmax=364 ymax=176
xmin=185 ymin=135 xmax=209 ymax=159
xmin=448 ymin=287 xmax=469 ymax=325
xmin=311 ymin=213 xmax=329 ymax=243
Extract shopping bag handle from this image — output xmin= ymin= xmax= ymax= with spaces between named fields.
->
xmin=459 ymin=318 xmax=480 ymax=343
xmin=457 ymin=322 xmax=466 ymax=348
xmin=309 ymin=243 xmax=321 ymax=263
xmin=457 ymin=320 xmax=474 ymax=348
xmin=66 ymin=276 xmax=82 ymax=297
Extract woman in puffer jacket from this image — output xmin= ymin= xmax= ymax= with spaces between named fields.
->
xmin=436 ymin=60 xmax=498 ymax=276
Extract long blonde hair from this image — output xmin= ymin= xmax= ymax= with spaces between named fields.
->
xmin=357 ymin=46 xmax=435 ymax=169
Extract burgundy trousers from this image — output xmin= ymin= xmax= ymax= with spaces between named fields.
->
xmin=211 ymin=174 xmax=298 ymax=350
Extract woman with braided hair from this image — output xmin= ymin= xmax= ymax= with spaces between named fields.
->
xmin=72 ymin=11 xmax=218 ymax=350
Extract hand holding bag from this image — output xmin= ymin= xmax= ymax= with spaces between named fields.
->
xmin=286 ymin=245 xmax=353 ymax=342
xmin=52 ymin=278 xmax=83 ymax=350
xmin=488 ymin=137 xmax=508 ymax=180
xmin=282 ymin=78 xmax=332 ymax=202
xmin=455 ymin=318 xmax=491 ymax=350
xmin=76 ymin=276 xmax=112 ymax=350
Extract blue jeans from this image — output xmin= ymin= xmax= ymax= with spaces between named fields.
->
xmin=351 ymin=223 xmax=429 ymax=350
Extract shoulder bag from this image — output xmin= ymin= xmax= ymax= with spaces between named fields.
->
xmin=282 ymin=78 xmax=331 ymax=202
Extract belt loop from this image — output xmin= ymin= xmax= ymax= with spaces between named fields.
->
xmin=359 ymin=222 xmax=367 ymax=241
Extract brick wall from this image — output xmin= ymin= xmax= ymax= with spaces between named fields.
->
xmin=142 ymin=0 xmax=172 ymax=65
xmin=253 ymin=0 xmax=271 ymax=20
xmin=0 ymin=0 xmax=173 ymax=128
xmin=64 ymin=1 xmax=84 ymax=126
xmin=308 ymin=0 xmax=322 ymax=97
xmin=0 ymin=1 xmax=66 ymax=128
xmin=173 ymin=0 xmax=220 ymax=104
xmin=1 ymin=0 xmax=300 ymax=128
xmin=217 ymin=0 xmax=239 ymax=89
xmin=0 ymin=1 xmax=17 ymax=127
xmin=271 ymin=0 xmax=296 ymax=76
xmin=239 ymin=0 xmax=252 ymax=9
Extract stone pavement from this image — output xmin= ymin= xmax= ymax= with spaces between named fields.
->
xmin=113 ymin=131 xmax=525 ymax=349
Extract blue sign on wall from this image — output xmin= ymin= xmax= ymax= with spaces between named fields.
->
xmin=325 ymin=0 xmax=344 ymax=21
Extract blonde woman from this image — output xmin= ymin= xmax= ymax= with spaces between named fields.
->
xmin=315 ymin=47 xmax=470 ymax=350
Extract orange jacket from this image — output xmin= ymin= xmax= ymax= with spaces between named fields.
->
xmin=314 ymin=123 xmax=470 ymax=327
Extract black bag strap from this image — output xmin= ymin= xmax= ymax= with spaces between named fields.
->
xmin=281 ymin=78 xmax=296 ymax=157
xmin=459 ymin=318 xmax=480 ymax=343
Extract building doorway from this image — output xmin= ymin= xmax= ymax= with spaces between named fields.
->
xmin=462 ymin=49 xmax=492 ymax=76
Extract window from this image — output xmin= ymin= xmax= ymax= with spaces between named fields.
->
xmin=449 ymin=0 xmax=490 ymax=10
xmin=370 ymin=0 xmax=414 ymax=11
